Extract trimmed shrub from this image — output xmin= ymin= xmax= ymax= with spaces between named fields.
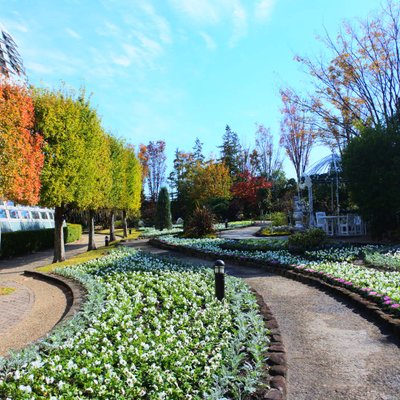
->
xmin=288 ymin=228 xmax=327 ymax=253
xmin=271 ymin=212 xmax=287 ymax=226
xmin=184 ymin=207 xmax=216 ymax=238
xmin=64 ymin=223 xmax=82 ymax=243
xmin=0 ymin=223 xmax=82 ymax=258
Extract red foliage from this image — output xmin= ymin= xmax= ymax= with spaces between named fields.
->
xmin=0 ymin=81 xmax=44 ymax=204
xmin=231 ymin=171 xmax=272 ymax=206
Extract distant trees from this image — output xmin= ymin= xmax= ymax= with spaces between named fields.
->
xmin=219 ymin=125 xmax=242 ymax=177
xmin=288 ymin=1 xmax=400 ymax=152
xmin=231 ymin=171 xmax=272 ymax=216
xmin=189 ymin=161 xmax=232 ymax=208
xmin=140 ymin=141 xmax=167 ymax=202
xmin=280 ymin=89 xmax=315 ymax=183
xmin=0 ymin=81 xmax=44 ymax=204
xmin=255 ymin=124 xmax=283 ymax=179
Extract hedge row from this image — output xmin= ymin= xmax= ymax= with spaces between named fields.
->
xmin=0 ymin=224 xmax=82 ymax=258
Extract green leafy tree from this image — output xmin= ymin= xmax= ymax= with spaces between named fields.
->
xmin=33 ymin=87 xmax=88 ymax=262
xmin=155 ymin=187 xmax=172 ymax=231
xmin=74 ymin=101 xmax=112 ymax=251
xmin=342 ymin=124 xmax=400 ymax=237
xmin=108 ymin=136 xmax=126 ymax=242
xmin=121 ymin=145 xmax=142 ymax=237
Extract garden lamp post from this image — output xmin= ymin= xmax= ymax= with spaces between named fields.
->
xmin=105 ymin=235 xmax=109 ymax=246
xmin=214 ymin=260 xmax=225 ymax=300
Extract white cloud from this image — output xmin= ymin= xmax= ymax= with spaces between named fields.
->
xmin=254 ymin=0 xmax=276 ymax=21
xmin=26 ymin=61 xmax=53 ymax=75
xmin=168 ymin=0 xmax=221 ymax=24
xmin=199 ymin=32 xmax=216 ymax=50
xmin=169 ymin=0 xmax=249 ymax=46
xmin=139 ymin=2 xmax=173 ymax=44
xmin=65 ymin=28 xmax=81 ymax=39
xmin=229 ymin=1 xmax=247 ymax=47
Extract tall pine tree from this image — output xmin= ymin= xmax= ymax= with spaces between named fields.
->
xmin=219 ymin=125 xmax=242 ymax=178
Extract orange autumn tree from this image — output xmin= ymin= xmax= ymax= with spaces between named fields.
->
xmin=0 ymin=80 xmax=44 ymax=204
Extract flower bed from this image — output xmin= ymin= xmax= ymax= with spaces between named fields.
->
xmin=159 ymin=236 xmax=400 ymax=319
xmin=364 ymin=248 xmax=400 ymax=271
xmin=0 ymin=249 xmax=269 ymax=399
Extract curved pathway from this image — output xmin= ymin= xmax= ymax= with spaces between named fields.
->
xmin=0 ymin=234 xmax=104 ymax=356
xmin=219 ymin=225 xmax=263 ymax=239
xmin=129 ymin=239 xmax=400 ymax=400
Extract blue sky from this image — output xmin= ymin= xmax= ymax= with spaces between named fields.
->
xmin=1 ymin=0 xmax=379 ymax=179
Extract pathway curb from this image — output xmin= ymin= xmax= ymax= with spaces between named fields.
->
xmin=250 ymin=288 xmax=287 ymax=400
xmin=23 ymin=270 xmax=86 ymax=326
xmin=149 ymin=238 xmax=400 ymax=340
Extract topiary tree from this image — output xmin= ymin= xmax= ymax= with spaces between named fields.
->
xmin=121 ymin=145 xmax=142 ymax=237
xmin=0 ymin=80 xmax=44 ymax=204
xmin=155 ymin=187 xmax=172 ymax=231
xmin=33 ymin=86 xmax=88 ymax=262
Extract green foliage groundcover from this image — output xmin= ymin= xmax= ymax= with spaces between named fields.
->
xmin=0 ymin=249 xmax=269 ymax=399
xmin=0 ymin=223 xmax=82 ymax=258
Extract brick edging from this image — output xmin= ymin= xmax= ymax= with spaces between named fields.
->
xmin=149 ymin=238 xmax=400 ymax=340
xmin=250 ymin=289 xmax=287 ymax=400
xmin=23 ymin=270 xmax=86 ymax=326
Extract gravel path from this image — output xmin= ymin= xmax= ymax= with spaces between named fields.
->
xmin=219 ymin=225 xmax=263 ymax=239
xmin=133 ymin=240 xmax=400 ymax=400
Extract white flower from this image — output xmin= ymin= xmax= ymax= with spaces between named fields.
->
xmin=19 ymin=385 xmax=32 ymax=393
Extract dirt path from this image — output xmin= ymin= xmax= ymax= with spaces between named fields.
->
xmin=132 ymin=240 xmax=400 ymax=400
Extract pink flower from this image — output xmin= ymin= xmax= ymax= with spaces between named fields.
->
xmin=390 ymin=304 xmax=400 ymax=309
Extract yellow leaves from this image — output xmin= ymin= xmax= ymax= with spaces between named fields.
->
xmin=190 ymin=161 xmax=232 ymax=205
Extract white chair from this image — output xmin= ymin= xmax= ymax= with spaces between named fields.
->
xmin=315 ymin=212 xmax=330 ymax=235
xmin=338 ymin=215 xmax=349 ymax=236
xmin=354 ymin=215 xmax=364 ymax=235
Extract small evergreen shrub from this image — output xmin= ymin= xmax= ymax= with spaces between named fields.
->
xmin=64 ymin=223 xmax=82 ymax=243
xmin=184 ymin=207 xmax=216 ymax=238
xmin=288 ymin=228 xmax=327 ymax=253
xmin=271 ymin=212 xmax=288 ymax=226
xmin=155 ymin=187 xmax=173 ymax=231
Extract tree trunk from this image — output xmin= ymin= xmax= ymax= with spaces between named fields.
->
xmin=88 ymin=209 xmax=97 ymax=251
xmin=109 ymin=210 xmax=116 ymax=242
xmin=122 ymin=209 xmax=128 ymax=237
xmin=53 ymin=205 xmax=66 ymax=263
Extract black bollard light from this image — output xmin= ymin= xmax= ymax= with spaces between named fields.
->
xmin=224 ymin=219 xmax=228 ymax=229
xmin=214 ymin=260 xmax=225 ymax=300
xmin=129 ymin=229 xmax=132 ymax=235
xmin=105 ymin=235 xmax=109 ymax=246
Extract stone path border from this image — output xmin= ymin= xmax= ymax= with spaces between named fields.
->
xmin=251 ymin=288 xmax=287 ymax=400
xmin=150 ymin=238 xmax=400 ymax=339
xmin=23 ymin=271 xmax=86 ymax=326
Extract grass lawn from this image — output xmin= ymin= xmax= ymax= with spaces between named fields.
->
xmin=95 ymin=228 xmax=141 ymax=239
xmin=37 ymin=245 xmax=118 ymax=273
